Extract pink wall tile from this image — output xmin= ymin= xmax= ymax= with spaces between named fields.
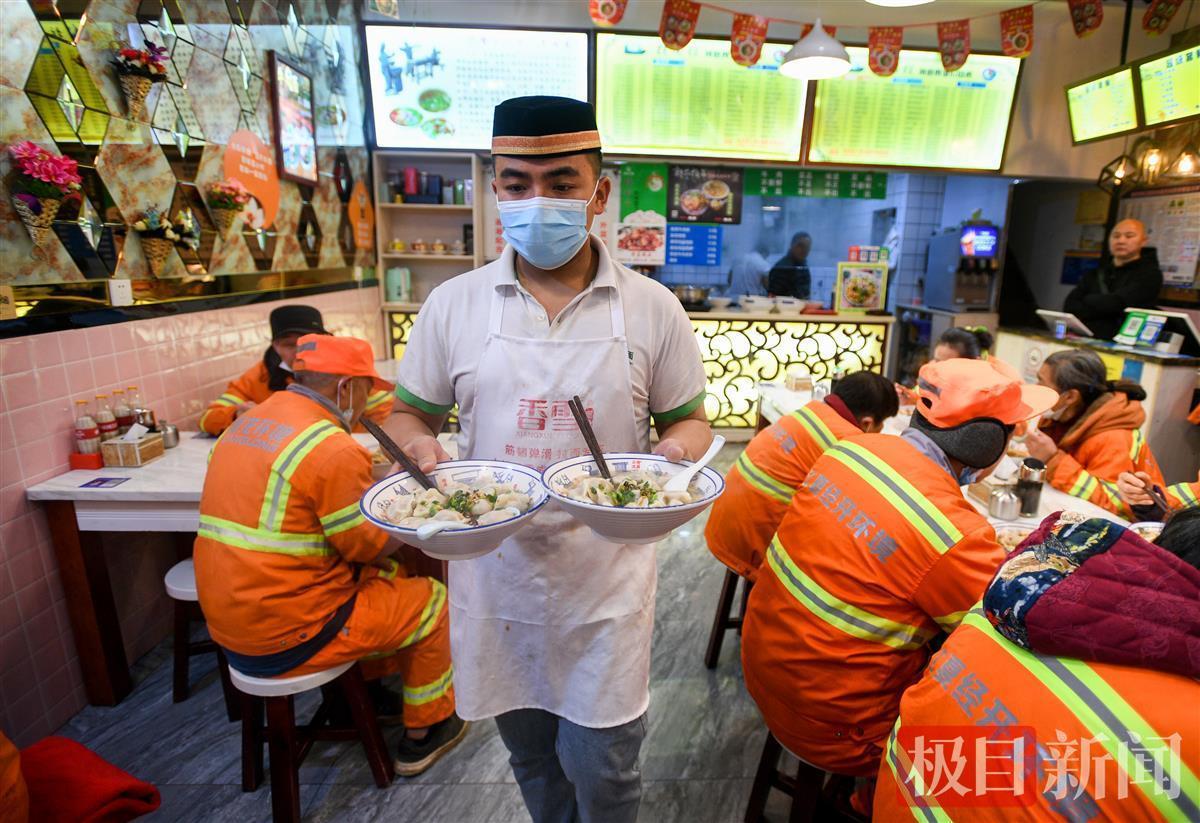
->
xmin=1 ymin=286 xmax=382 ymax=746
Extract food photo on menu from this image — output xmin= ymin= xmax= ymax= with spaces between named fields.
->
xmin=668 ymin=166 xmax=742 ymax=224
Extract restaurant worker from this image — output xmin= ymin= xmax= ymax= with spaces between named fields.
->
xmin=742 ymin=358 xmax=1057 ymax=776
xmin=706 ymin=371 xmax=899 ymax=582
xmin=874 ymin=509 xmax=1200 ymax=822
xmin=195 ymin=335 xmax=464 ymax=776
xmin=1063 ymin=218 xmax=1163 ymax=339
xmin=384 ymin=96 xmax=711 ymax=823
xmin=199 ymin=304 xmax=394 ymax=435
xmin=1024 ymin=348 xmax=1165 ymax=518
xmin=767 ymin=231 xmax=812 ymax=299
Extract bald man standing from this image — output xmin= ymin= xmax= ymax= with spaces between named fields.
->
xmin=1063 ymin=218 xmax=1163 ymax=339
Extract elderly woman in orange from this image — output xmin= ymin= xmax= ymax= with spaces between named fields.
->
xmin=199 ymin=305 xmax=394 ymax=435
xmin=1024 ymin=348 xmax=1165 ymax=518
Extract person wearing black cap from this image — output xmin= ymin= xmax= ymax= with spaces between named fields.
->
xmin=386 ymin=96 xmax=712 ymax=822
xmin=199 ymin=304 xmax=394 ymax=435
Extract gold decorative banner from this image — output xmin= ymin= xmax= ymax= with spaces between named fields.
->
xmin=659 ymin=0 xmax=701 ymax=50
xmin=1067 ymin=0 xmax=1103 ymax=38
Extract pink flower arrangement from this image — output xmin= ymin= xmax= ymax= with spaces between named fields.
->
xmin=113 ymin=43 xmax=168 ymax=78
xmin=7 ymin=141 xmax=82 ymax=200
xmin=206 ymin=179 xmax=252 ymax=210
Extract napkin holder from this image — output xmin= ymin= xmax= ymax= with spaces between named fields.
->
xmin=101 ymin=432 xmax=165 ymax=467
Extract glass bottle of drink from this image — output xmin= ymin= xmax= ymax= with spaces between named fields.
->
xmin=126 ymin=385 xmax=144 ymax=413
xmin=112 ymin=388 xmax=134 ymax=434
xmin=94 ymin=394 xmax=118 ymax=441
xmin=74 ymin=399 xmax=101 ymax=454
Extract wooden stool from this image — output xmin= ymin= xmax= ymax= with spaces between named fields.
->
xmin=164 ymin=559 xmax=239 ymax=721
xmin=704 ymin=569 xmax=752 ymax=669
xmin=231 ymin=661 xmax=393 ymax=823
xmin=744 ymin=732 xmax=848 ymax=823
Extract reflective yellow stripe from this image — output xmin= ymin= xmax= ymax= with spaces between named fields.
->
xmin=1068 ymin=469 xmax=1098 ymax=500
xmin=963 ymin=612 xmax=1200 ymax=821
xmin=1096 ymin=479 xmax=1128 ymax=515
xmin=826 ymin=441 xmax=963 ymax=555
xmin=884 ymin=719 xmax=953 ymax=823
xmin=198 ymin=515 xmax=333 ymax=556
xmin=1169 ymin=482 xmax=1198 ymax=508
xmin=259 ymin=421 xmax=342 ymax=531
xmin=365 ymin=390 xmax=390 ymax=411
xmin=1130 ymin=429 xmax=1144 ymax=462
xmin=790 ymin=405 xmax=837 ymax=450
xmin=734 ymin=452 xmax=793 ymax=504
xmin=319 ymin=501 xmax=366 ymax=537
xmin=766 ymin=539 xmax=930 ymax=650
xmin=403 ymin=664 xmax=453 ymax=706
xmin=933 ymin=609 xmax=969 ymax=630
xmin=213 ymin=392 xmax=243 ymax=408
xmin=400 ymin=580 xmax=447 ymax=648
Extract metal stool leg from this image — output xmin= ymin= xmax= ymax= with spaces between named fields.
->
xmin=788 ymin=759 xmax=825 ymax=823
xmin=705 ymin=569 xmax=741 ymax=669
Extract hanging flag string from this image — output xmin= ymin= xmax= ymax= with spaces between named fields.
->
xmin=674 ymin=0 xmax=1049 ymax=29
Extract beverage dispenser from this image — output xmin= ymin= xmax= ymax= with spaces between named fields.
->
xmin=923 ymin=223 xmax=1000 ymax=311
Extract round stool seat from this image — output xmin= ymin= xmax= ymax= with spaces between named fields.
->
xmin=229 ymin=661 xmax=354 ymax=697
xmin=164 ymin=559 xmax=198 ymax=601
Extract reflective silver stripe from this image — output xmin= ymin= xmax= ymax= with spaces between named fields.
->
xmin=198 ymin=516 xmax=331 ymax=556
xmin=260 ymin=421 xmax=340 ymax=530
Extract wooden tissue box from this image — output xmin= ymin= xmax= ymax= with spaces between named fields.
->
xmin=101 ymin=432 xmax=165 ymax=467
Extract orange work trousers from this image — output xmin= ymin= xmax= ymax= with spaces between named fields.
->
xmin=286 ymin=561 xmax=454 ymax=729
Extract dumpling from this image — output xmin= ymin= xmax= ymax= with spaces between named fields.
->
xmin=432 ymin=509 xmax=466 ymax=523
xmin=477 ymin=507 xmax=520 ymax=526
xmin=469 ymin=498 xmax=494 ymax=516
xmin=417 ymin=488 xmax=447 ymax=505
xmin=661 ymin=491 xmax=692 ymax=506
xmin=495 ymin=492 xmax=532 ymax=512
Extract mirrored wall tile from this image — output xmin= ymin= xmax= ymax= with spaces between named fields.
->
xmin=72 ymin=0 xmax=139 ymax=117
xmin=0 ymin=1 xmax=42 ymax=91
xmin=96 ymin=120 xmax=174 ymax=217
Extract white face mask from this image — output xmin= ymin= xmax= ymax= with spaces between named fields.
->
xmin=335 ymin=378 xmax=356 ymax=426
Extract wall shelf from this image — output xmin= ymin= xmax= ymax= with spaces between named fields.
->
xmin=378 ymin=203 xmax=473 ymax=213
xmin=381 ymin=254 xmax=475 ymax=262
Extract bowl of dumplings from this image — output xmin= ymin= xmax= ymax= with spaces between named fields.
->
xmin=360 ymin=460 xmax=549 ymax=560
xmin=542 ymin=453 xmax=725 ymax=544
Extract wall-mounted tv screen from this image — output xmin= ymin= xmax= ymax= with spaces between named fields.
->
xmin=363 ymin=26 xmax=589 ymax=150
xmin=806 ymin=48 xmax=1021 ymax=171
xmin=1065 ymin=67 xmax=1139 ymax=144
xmin=595 ymin=32 xmax=807 ymax=161
xmin=1138 ymin=44 xmax=1200 ymax=127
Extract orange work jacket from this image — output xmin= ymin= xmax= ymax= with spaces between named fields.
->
xmin=874 ymin=613 xmax=1200 ymax=822
xmin=0 ymin=732 xmax=27 ymax=823
xmin=741 ymin=433 xmax=1004 ymax=775
xmin=200 ymin=360 xmax=393 ymax=436
xmin=706 ymin=399 xmax=861 ymax=581
xmin=194 ymin=389 xmax=388 ymax=658
xmin=1166 ymin=473 xmax=1199 ymax=510
xmin=1043 ymin=394 xmax=1164 ymax=518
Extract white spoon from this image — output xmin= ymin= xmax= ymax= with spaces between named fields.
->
xmin=416 ymin=520 xmax=470 ymax=540
xmin=664 ymin=435 xmax=726 ymax=493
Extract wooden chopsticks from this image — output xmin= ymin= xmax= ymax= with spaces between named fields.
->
xmin=569 ymin=395 xmax=611 ymax=480
xmin=360 ymin=418 xmax=436 ymax=490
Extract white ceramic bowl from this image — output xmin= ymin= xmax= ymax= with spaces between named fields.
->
xmin=740 ymin=294 xmax=772 ymax=311
xmin=775 ymin=297 xmax=804 ymax=315
xmin=360 ymin=460 xmax=549 ymax=561
xmin=1128 ymin=521 xmax=1164 ymax=542
xmin=709 ymin=296 xmax=733 ymax=310
xmin=542 ymin=453 xmax=725 ymax=544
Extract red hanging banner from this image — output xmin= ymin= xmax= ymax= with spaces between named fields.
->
xmin=868 ymin=26 xmax=903 ymax=77
xmin=731 ymin=14 xmax=769 ymax=66
xmin=1066 ymin=0 xmax=1103 ymax=38
xmin=588 ymin=0 xmax=628 ymax=26
xmin=801 ymin=23 xmax=837 ymax=38
xmin=999 ymin=5 xmax=1034 ymax=58
xmin=937 ymin=19 xmax=970 ymax=72
xmin=659 ymin=0 xmax=700 ymax=50
xmin=1143 ymin=0 xmax=1184 ymax=35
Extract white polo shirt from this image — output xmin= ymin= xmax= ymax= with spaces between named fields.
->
xmin=395 ymin=239 xmax=706 ymax=461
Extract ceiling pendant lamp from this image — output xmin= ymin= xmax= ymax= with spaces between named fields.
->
xmin=1097 ymin=153 xmax=1139 ymax=194
xmin=1164 ymin=141 xmax=1200 ymax=179
xmin=866 ymin=0 xmax=935 ymax=6
xmin=780 ymin=18 xmax=851 ymax=80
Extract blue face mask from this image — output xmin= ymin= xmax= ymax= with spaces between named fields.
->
xmin=958 ymin=465 xmax=986 ymax=485
xmin=497 ymin=184 xmax=599 ymax=270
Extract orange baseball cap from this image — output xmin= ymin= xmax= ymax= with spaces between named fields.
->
xmin=292 ymin=334 xmax=392 ymax=392
xmin=915 ymin=357 xmax=1057 ymax=428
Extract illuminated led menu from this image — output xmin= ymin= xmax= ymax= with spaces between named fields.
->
xmin=595 ymin=33 xmax=807 ymax=161
xmin=1066 ymin=68 xmax=1139 ymax=144
xmin=807 ymin=48 xmax=1021 ymax=171
xmin=1139 ymin=45 xmax=1200 ymax=127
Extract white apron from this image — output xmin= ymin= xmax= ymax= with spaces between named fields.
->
xmin=448 ymin=284 xmax=657 ymax=728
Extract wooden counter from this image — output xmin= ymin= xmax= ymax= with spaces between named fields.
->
xmin=384 ymin=305 xmax=893 ymax=428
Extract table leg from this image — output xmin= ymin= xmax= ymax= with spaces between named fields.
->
xmin=43 ymin=501 xmax=132 ymax=705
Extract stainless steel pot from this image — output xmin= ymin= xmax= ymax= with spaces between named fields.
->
xmin=671 ymin=285 xmax=710 ymax=304
xmin=160 ymin=422 xmax=180 ymax=449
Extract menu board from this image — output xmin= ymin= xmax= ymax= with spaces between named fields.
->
xmin=1066 ymin=67 xmax=1139 ymax=144
xmin=364 ymin=26 xmax=588 ymax=150
xmin=807 ymin=48 xmax=1020 ymax=171
xmin=595 ymin=33 xmax=807 ymax=161
xmin=668 ymin=166 xmax=742 ymax=223
xmin=1139 ymin=45 xmax=1200 ymax=127
xmin=1119 ymin=186 xmax=1200 ymax=288
xmin=747 ymin=169 xmax=887 ymax=200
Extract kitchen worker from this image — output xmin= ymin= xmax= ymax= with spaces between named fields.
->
xmin=199 ymin=304 xmax=394 ymax=436
xmin=768 ymin=231 xmax=813 ymax=299
xmin=874 ymin=509 xmax=1200 ymax=822
xmin=384 ymin=96 xmax=712 ymax=823
xmin=195 ymin=335 xmax=464 ymax=776
xmin=741 ymin=358 xmax=1057 ymax=776
xmin=706 ymin=371 xmax=899 ymax=582
xmin=1063 ymin=218 xmax=1163 ymax=339
xmin=1024 ymin=348 xmax=1165 ymax=518
xmin=727 ymin=238 xmax=772 ymax=298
